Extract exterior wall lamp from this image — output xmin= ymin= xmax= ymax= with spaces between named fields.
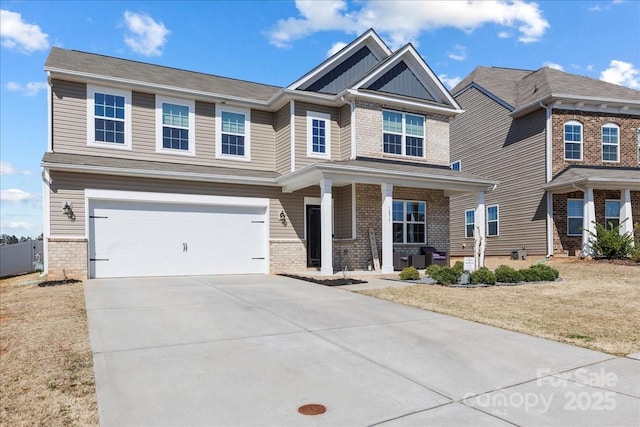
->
xmin=63 ymin=202 xmax=75 ymax=220
xmin=279 ymin=210 xmax=287 ymax=226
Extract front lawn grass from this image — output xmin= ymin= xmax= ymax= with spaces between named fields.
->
xmin=360 ymin=258 xmax=640 ymax=356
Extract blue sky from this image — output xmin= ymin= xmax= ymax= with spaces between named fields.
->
xmin=1 ymin=0 xmax=639 ymax=238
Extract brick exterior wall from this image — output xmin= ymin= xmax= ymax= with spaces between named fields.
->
xmin=553 ymin=190 xmax=640 ymax=256
xmin=354 ymin=100 xmax=450 ymax=166
xmin=269 ymin=240 xmax=308 ymax=272
xmin=551 ymin=110 xmax=640 ymax=176
xmin=47 ymin=238 xmax=88 ymax=280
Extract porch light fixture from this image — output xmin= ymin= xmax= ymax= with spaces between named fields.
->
xmin=279 ymin=210 xmax=287 ymax=225
xmin=63 ymin=202 xmax=75 ymax=219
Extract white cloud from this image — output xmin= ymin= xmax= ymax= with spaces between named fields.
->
xmin=266 ymin=0 xmax=549 ymax=49
xmin=600 ymin=60 xmax=640 ymax=90
xmin=123 ymin=11 xmax=170 ymax=56
xmin=0 ymin=188 xmax=36 ymax=203
xmin=5 ymin=81 xmax=47 ymax=96
xmin=439 ymin=74 xmax=462 ymax=89
xmin=0 ymin=9 xmax=49 ymax=53
xmin=327 ymin=41 xmax=348 ymax=57
xmin=543 ymin=61 xmax=564 ymax=71
xmin=0 ymin=162 xmax=32 ymax=176
xmin=447 ymin=45 xmax=467 ymax=62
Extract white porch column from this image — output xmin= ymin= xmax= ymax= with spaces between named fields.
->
xmin=581 ymin=187 xmax=596 ymax=257
xmin=620 ymin=188 xmax=634 ymax=247
xmin=546 ymin=191 xmax=554 ymax=256
xmin=320 ymin=178 xmax=333 ymax=276
xmin=474 ymin=191 xmax=486 ymax=269
xmin=381 ymin=183 xmax=394 ymax=273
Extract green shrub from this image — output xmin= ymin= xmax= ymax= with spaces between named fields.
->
xmin=470 ymin=267 xmax=496 ymax=285
xmin=529 ymin=264 xmax=559 ymax=281
xmin=424 ymin=264 xmax=440 ymax=278
xmin=494 ymin=265 xmax=522 ymax=283
xmin=452 ymin=261 xmax=465 ymax=275
xmin=431 ymin=267 xmax=460 ymax=285
xmin=519 ymin=268 xmax=542 ymax=282
xmin=632 ymin=248 xmax=640 ymax=263
xmin=399 ymin=266 xmax=420 ymax=280
xmin=587 ymin=219 xmax=634 ymax=259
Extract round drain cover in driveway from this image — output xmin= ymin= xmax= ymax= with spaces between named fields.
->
xmin=298 ymin=404 xmax=326 ymax=415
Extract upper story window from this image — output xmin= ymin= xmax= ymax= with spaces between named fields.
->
xmin=604 ymin=200 xmax=620 ymax=229
xmin=602 ymin=123 xmax=619 ymax=162
xmin=216 ymin=106 xmax=251 ymax=161
xmin=156 ymin=96 xmax=195 ymax=156
xmin=567 ymin=199 xmax=583 ymax=236
xmin=564 ymin=121 xmax=582 ymax=160
xmin=487 ymin=205 xmax=499 ymax=237
xmin=392 ymin=200 xmax=426 ymax=243
xmin=306 ymin=111 xmax=331 ymax=158
xmin=87 ymin=85 xmax=131 ymax=150
xmin=465 ymin=209 xmax=475 ymax=238
xmin=383 ymin=110 xmax=424 ymax=158
xmin=450 ymin=160 xmax=461 ymax=171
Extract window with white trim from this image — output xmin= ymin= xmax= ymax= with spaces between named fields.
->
xmin=465 ymin=209 xmax=475 ymax=238
xmin=383 ymin=110 xmax=424 ymax=157
xmin=87 ymin=85 xmax=131 ymax=149
xmin=156 ymin=96 xmax=195 ymax=155
xmin=604 ymin=200 xmax=620 ymax=229
xmin=564 ymin=121 xmax=582 ymax=160
xmin=306 ymin=111 xmax=331 ymax=158
xmin=450 ymin=160 xmax=461 ymax=171
xmin=216 ymin=106 xmax=250 ymax=161
xmin=602 ymin=123 xmax=619 ymax=162
xmin=487 ymin=205 xmax=499 ymax=237
xmin=392 ymin=200 xmax=426 ymax=243
xmin=567 ymin=199 xmax=583 ymax=236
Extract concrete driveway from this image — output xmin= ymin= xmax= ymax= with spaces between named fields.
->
xmin=84 ymin=275 xmax=640 ymax=426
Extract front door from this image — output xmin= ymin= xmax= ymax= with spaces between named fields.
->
xmin=306 ymin=205 xmax=321 ymax=267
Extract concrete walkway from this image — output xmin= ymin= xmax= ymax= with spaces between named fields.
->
xmin=84 ymin=275 xmax=640 ymax=426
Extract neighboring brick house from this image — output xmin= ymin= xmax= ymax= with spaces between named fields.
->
xmin=41 ymin=29 xmax=497 ymax=279
xmin=449 ymin=66 xmax=640 ymax=261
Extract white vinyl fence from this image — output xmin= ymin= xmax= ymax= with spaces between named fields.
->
xmin=0 ymin=239 xmax=44 ymax=278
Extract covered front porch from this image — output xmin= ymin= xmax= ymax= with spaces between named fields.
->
xmin=277 ymin=158 xmax=498 ymax=276
xmin=544 ymin=166 xmax=640 ymax=257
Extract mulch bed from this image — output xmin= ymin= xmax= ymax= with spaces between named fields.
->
xmin=280 ymin=274 xmax=367 ymax=287
xmin=38 ymin=279 xmax=82 ymax=287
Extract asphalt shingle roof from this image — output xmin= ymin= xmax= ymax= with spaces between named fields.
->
xmin=45 ymin=47 xmax=281 ymax=102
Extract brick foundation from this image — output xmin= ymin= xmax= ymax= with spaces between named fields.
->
xmin=47 ymin=237 xmax=88 ymax=280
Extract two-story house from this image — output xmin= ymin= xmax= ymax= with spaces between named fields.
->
xmin=449 ymin=66 xmax=640 ymax=261
xmin=41 ymin=29 xmax=498 ymax=280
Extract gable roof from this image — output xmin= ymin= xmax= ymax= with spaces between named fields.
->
xmin=543 ymin=165 xmax=640 ymax=193
xmin=45 ymin=47 xmax=281 ymax=103
xmin=453 ymin=65 xmax=640 ymax=116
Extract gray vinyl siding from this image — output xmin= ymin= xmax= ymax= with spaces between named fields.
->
xmin=274 ymin=104 xmax=291 ymax=174
xmin=449 ymin=87 xmax=547 ymax=257
xmin=300 ymin=46 xmax=379 ymax=94
xmin=339 ymin=104 xmax=352 ymax=160
xmin=366 ymin=62 xmax=435 ymax=102
xmin=51 ymin=79 xmax=276 ymax=171
xmin=51 ymin=79 xmax=87 ymax=151
xmin=48 ymin=171 xmax=318 ymax=240
xmin=294 ymin=102 xmax=340 ymax=169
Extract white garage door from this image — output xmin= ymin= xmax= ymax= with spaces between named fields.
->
xmin=89 ymin=199 xmax=268 ymax=278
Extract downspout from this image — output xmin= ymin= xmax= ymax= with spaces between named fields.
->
xmin=41 ymin=168 xmax=52 ymax=276
xmin=540 ymin=102 xmax=554 ymax=257
xmin=290 ymin=100 xmax=295 ymax=172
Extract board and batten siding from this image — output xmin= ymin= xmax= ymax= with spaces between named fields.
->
xmin=48 ymin=171 xmax=318 ymax=241
xmin=294 ymin=102 xmax=340 ymax=169
xmin=274 ymin=104 xmax=291 ymax=174
xmin=51 ymin=79 xmax=276 ymax=171
xmin=333 ymin=185 xmax=354 ymax=239
xmin=449 ymin=87 xmax=548 ymax=257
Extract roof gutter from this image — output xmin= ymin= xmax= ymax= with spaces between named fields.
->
xmin=41 ymin=161 xmax=280 ymax=187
